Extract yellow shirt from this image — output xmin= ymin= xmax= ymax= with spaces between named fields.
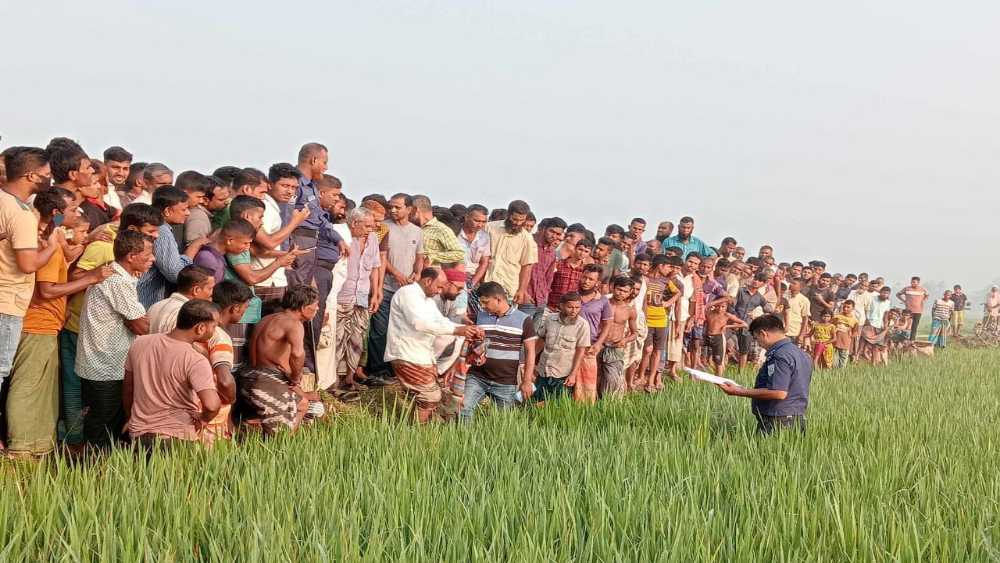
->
xmin=0 ymin=190 xmax=39 ymax=316
xmin=64 ymin=228 xmax=116 ymax=333
xmin=483 ymin=221 xmax=537 ymax=296
xmin=784 ymin=293 xmax=811 ymax=337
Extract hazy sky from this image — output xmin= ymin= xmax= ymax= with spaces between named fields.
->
xmin=4 ymin=1 xmax=999 ymax=297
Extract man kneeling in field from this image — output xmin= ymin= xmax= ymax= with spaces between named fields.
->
xmin=240 ymin=285 xmax=321 ymax=433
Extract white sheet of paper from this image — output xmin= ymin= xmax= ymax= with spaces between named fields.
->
xmin=685 ymin=368 xmax=741 ymax=387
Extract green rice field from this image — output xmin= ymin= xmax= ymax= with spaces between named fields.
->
xmin=2 ymin=346 xmax=998 ymax=561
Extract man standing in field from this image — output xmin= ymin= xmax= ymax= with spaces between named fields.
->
xmin=897 ymin=277 xmax=929 ymax=341
xmin=718 ymin=314 xmax=812 ymax=435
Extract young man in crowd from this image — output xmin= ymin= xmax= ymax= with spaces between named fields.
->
xmin=0 ymin=148 xmax=63 ymax=417
xmin=147 ymin=265 xmax=217 ymax=334
xmin=533 ymin=292 xmax=590 ymax=403
xmin=704 ymin=299 xmax=747 ymax=375
xmin=5 ymin=189 xmax=111 ymax=456
xmin=76 ymin=230 xmax=154 ymax=448
xmin=524 ymin=217 xmax=566 ymax=319
xmin=101 ymin=146 xmax=132 ymax=210
xmin=137 ymin=186 xmax=207 ymax=307
xmin=367 ymin=193 xmax=424 ymax=383
xmin=832 ymin=301 xmax=859 ymax=368
xmin=123 ymin=299 xmax=221 ymax=447
xmin=949 ymin=285 xmax=969 ymax=337
xmin=929 ymin=290 xmax=955 ymax=348
xmin=249 ymin=163 xmax=311 ymax=307
xmin=546 ymin=237 xmax=592 ymax=317
xmin=733 ymin=273 xmax=773 ymax=369
xmin=638 ymin=255 xmax=679 ymax=391
xmin=661 ymin=216 xmax=715 ymax=259
xmin=783 ymin=280 xmax=812 ymax=348
xmin=897 ymin=276 xmax=929 ymax=341
xmin=411 ymin=195 xmax=465 ymax=267
xmin=457 ymin=203 xmax=491 ymax=288
xmin=601 ymin=276 xmax=638 ymax=396
xmin=132 ymin=163 xmax=173 ymax=205
xmin=484 ymin=200 xmax=538 ymax=306
xmin=718 ymin=314 xmax=813 ymax=435
xmin=576 ymin=264 xmax=612 ymax=402
xmin=460 ymin=281 xmax=536 ymax=421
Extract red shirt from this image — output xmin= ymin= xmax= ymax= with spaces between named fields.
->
xmin=527 ymin=237 xmax=558 ymax=307
xmin=547 ymin=258 xmax=584 ymax=310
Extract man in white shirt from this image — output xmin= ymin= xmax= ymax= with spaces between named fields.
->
xmin=252 ymin=164 xmax=311 ymax=305
xmin=385 ymin=268 xmax=482 ymax=423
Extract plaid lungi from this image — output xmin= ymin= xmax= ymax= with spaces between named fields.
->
xmin=335 ymin=304 xmax=369 ymax=379
xmin=391 ymin=360 xmax=442 ymax=423
xmin=237 ymin=367 xmax=303 ymax=434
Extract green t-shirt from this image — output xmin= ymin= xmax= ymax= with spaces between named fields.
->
xmin=226 ymin=250 xmax=261 ymax=324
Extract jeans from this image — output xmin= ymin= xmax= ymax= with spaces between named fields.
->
xmin=366 ymin=287 xmax=395 ymax=378
xmin=0 ymin=313 xmax=23 ymax=387
xmin=460 ymin=373 xmax=518 ymax=422
xmin=833 ymin=348 xmax=850 ymax=368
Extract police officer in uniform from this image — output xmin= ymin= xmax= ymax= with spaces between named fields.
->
xmin=718 ymin=314 xmax=812 ymax=434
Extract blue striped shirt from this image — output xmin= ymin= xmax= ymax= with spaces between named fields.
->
xmin=470 ymin=306 xmax=536 ymax=385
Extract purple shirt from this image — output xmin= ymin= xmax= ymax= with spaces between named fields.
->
xmin=580 ymin=293 xmax=613 ymax=344
xmin=527 ymin=237 xmax=557 ymax=306
xmin=703 ymin=276 xmax=728 ymax=304
xmin=193 ymin=246 xmax=227 ymax=284
xmin=337 ymin=233 xmax=381 ymax=307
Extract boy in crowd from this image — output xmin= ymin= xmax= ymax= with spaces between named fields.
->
xmin=704 ymin=299 xmax=747 ymax=376
xmin=600 ymin=276 xmax=638 ymax=397
xmin=832 ymin=301 xmax=860 ymax=368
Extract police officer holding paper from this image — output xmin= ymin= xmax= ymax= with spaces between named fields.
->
xmin=718 ymin=314 xmax=812 ymax=434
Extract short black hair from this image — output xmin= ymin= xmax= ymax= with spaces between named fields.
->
xmin=174 ymin=170 xmax=209 ymax=195
xmin=45 ymin=137 xmax=82 ymax=153
xmin=229 ymin=195 xmax=265 ymax=219
xmin=3 ymin=147 xmax=49 ymax=180
xmin=119 ymin=203 xmax=164 ymax=231
xmin=212 ymin=279 xmax=254 ymax=309
xmin=665 ymin=256 xmax=684 ymax=267
xmin=176 ymin=299 xmax=220 ymax=330
xmin=720 ymin=236 xmax=737 ymax=246
xmin=33 ymin=188 xmax=72 ymax=218
xmin=316 ymin=174 xmax=342 ymax=191
xmin=448 ymin=204 xmax=467 ymax=218
xmin=566 ymin=223 xmax=587 ymax=236
xmin=489 ymin=208 xmax=507 ymax=221
xmin=604 ymin=224 xmax=625 ymax=237
xmin=113 ymin=229 xmax=149 ymax=261
xmin=754 ymin=272 xmax=770 ymax=283
xmin=390 ymin=193 xmax=413 ymax=207
xmin=419 ymin=267 xmax=441 ymax=281
xmin=103 ymin=146 xmax=133 ymax=163
xmin=633 ymin=253 xmax=652 ymax=264
xmin=212 ymin=166 xmax=242 ymax=189
xmin=152 ymin=186 xmax=188 ymax=213
xmin=177 ymin=265 xmax=215 ymax=294
xmin=582 ymin=264 xmax=604 ymax=276
xmin=560 ymin=292 xmax=581 ymax=304
xmin=575 ymin=238 xmax=595 ymax=250
xmin=679 ymin=216 xmax=694 ymax=224
xmin=282 ymin=285 xmax=319 ymax=310
xmin=652 ymin=254 xmax=670 ymax=267
xmin=466 ymin=203 xmax=487 ymax=216
xmin=477 ymin=281 xmax=507 ymax=299
xmin=809 ymin=260 xmax=827 ymax=269
xmin=664 ymin=246 xmax=683 ymax=256
xmin=50 ymin=147 xmax=89 ymax=184
xmin=267 ymin=162 xmax=302 ymax=184
xmin=911 ymin=276 xmax=921 ymax=282
xmin=125 ymin=162 xmax=147 ymax=190
xmin=611 ymin=275 xmax=633 ymax=289
xmin=223 ymin=218 xmax=257 ymax=238
xmin=749 ymin=314 xmax=784 ymax=335
xmin=235 ymin=167 xmax=266 ymax=190
xmin=597 ymin=236 xmax=617 ymax=249
xmin=546 ymin=216 xmax=567 ymax=230
xmin=630 ymin=217 xmax=646 ymax=226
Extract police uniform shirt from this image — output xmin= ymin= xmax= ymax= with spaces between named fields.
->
xmin=751 ymin=338 xmax=812 ymax=417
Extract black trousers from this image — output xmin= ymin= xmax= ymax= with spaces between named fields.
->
xmin=81 ymin=379 xmax=125 ymax=449
xmin=909 ymin=313 xmax=922 ymax=340
xmin=755 ymin=414 xmax=806 ymax=435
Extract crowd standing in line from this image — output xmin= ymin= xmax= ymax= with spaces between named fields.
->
xmin=0 ymin=139 xmax=982 ymax=451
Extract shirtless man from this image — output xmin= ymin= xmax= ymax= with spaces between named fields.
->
xmin=241 ymin=285 xmax=321 ymax=433
xmin=704 ymin=299 xmax=747 ymax=376
xmin=600 ymin=276 xmax=638 ymax=396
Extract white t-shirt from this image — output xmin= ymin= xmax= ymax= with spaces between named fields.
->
xmin=252 ymin=195 xmax=287 ymax=288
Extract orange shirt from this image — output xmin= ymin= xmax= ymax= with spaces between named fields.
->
xmin=23 ymin=244 xmax=68 ymax=335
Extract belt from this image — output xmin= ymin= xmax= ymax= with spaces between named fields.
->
xmin=316 ymin=259 xmax=338 ymax=270
xmin=292 ymin=228 xmax=318 ymax=239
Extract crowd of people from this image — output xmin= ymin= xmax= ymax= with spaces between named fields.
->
xmin=0 ymin=138 xmax=983 ymax=452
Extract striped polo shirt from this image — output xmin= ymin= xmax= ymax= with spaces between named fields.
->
xmin=471 ymin=306 xmax=537 ymax=385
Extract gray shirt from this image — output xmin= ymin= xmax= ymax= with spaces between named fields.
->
xmin=383 ymin=221 xmax=423 ymax=292
xmin=184 ymin=206 xmax=213 ymax=245
xmin=534 ymin=313 xmax=591 ymax=379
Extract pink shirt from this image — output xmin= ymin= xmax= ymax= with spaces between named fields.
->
xmin=125 ymin=333 xmax=215 ymax=440
xmin=338 ymin=233 xmax=382 ymax=306
xmin=901 ymin=287 xmax=929 ymax=314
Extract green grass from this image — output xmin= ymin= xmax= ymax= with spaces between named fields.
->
xmin=2 ymin=347 xmax=999 ymax=561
